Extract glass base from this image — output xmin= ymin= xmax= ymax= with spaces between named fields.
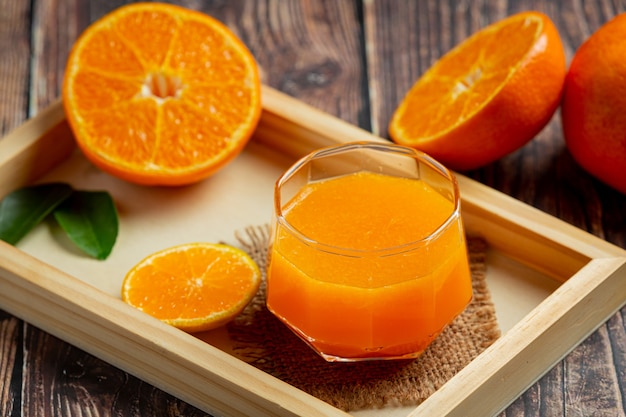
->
xmin=274 ymin=314 xmax=437 ymax=362
xmin=317 ymin=347 xmax=427 ymax=363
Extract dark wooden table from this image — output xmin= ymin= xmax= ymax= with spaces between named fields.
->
xmin=1 ymin=0 xmax=625 ymax=415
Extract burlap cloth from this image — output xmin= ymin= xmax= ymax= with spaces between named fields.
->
xmin=227 ymin=225 xmax=500 ymax=412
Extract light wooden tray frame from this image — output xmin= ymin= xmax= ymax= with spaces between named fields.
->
xmin=1 ymin=86 xmax=625 ymax=417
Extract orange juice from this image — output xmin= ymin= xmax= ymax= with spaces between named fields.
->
xmin=267 ymin=164 xmax=472 ymax=361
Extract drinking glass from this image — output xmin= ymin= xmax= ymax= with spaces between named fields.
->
xmin=266 ymin=141 xmax=472 ymax=362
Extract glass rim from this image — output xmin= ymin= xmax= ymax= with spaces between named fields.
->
xmin=274 ymin=141 xmax=463 ymax=256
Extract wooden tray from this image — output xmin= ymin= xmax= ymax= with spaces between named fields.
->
xmin=1 ymin=86 xmax=625 ymax=417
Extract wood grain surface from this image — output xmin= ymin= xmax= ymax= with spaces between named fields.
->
xmin=1 ymin=0 xmax=625 ymax=416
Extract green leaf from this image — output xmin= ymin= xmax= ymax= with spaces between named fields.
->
xmin=53 ymin=190 xmax=119 ymax=260
xmin=0 ymin=183 xmax=74 ymax=245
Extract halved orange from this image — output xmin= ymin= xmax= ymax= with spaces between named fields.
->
xmin=121 ymin=243 xmax=261 ymax=332
xmin=63 ymin=3 xmax=261 ymax=186
xmin=389 ymin=11 xmax=566 ymax=171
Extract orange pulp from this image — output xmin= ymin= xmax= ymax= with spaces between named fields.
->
xmin=266 ymin=171 xmax=472 ymax=360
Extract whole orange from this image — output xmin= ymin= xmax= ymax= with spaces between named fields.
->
xmin=561 ymin=13 xmax=626 ymax=194
xmin=389 ymin=12 xmax=566 ymax=171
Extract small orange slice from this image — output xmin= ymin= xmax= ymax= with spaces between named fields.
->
xmin=63 ymin=3 xmax=261 ymax=186
xmin=389 ymin=11 xmax=566 ymax=171
xmin=121 ymin=243 xmax=261 ymax=332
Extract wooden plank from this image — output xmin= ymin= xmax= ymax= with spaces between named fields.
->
xmin=29 ymin=0 xmax=89 ymax=113
xmin=241 ymin=0 xmax=366 ymax=127
xmin=0 ymin=0 xmax=31 ymax=133
xmin=0 ymin=309 xmax=19 ymax=417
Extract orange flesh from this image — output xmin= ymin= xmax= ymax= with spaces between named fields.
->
xmin=122 ymin=244 xmax=261 ymax=332
xmin=63 ymin=4 xmax=261 ymax=185
xmin=393 ymin=15 xmax=540 ymax=141
xmin=266 ymin=172 xmax=473 ymax=359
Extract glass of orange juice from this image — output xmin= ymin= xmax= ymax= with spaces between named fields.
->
xmin=266 ymin=141 xmax=472 ymax=362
